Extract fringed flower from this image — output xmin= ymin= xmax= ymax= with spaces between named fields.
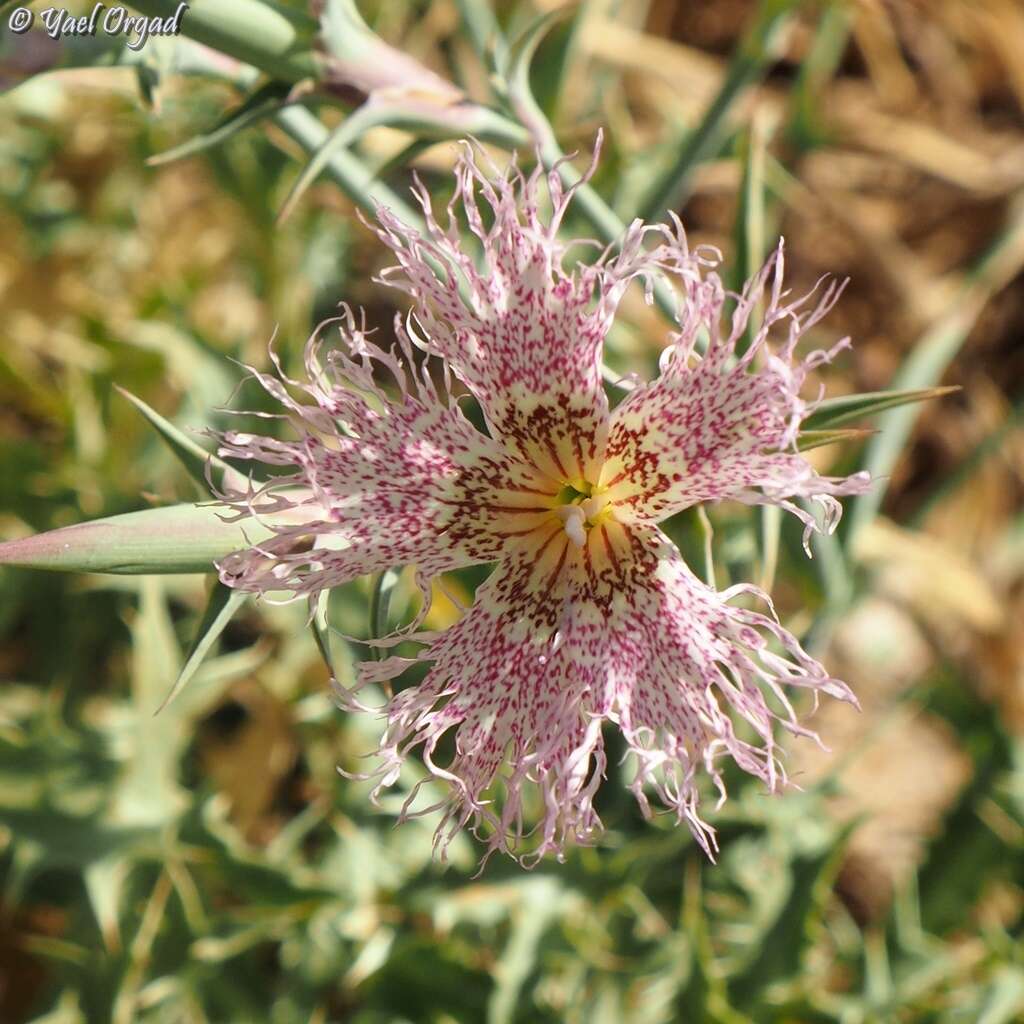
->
xmin=215 ymin=141 xmax=871 ymax=865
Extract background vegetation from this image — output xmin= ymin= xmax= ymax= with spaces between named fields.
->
xmin=0 ymin=0 xmax=1022 ymax=1021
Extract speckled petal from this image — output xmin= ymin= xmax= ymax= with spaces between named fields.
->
xmin=601 ymin=241 xmax=870 ymax=546
xmin=345 ymin=514 xmax=854 ymax=862
xmin=372 ymin=139 xmax=671 ymax=484
xmin=215 ymin=308 xmax=552 ymax=602
xmin=599 ymin=522 xmax=855 ymax=856
xmin=346 ymin=523 xmax=607 ymax=864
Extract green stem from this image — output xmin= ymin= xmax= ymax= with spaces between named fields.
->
xmin=130 ymin=0 xmax=320 ymax=83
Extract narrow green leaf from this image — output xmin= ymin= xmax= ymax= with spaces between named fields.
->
xmin=802 ymin=385 xmax=959 ymax=431
xmin=759 ymin=503 xmax=781 ymax=592
xmin=455 ymin=0 xmax=503 ymax=70
xmin=147 ymin=80 xmax=294 ymax=166
xmin=155 ymin=580 xmax=248 ymax=714
xmin=0 ymin=504 xmax=271 ymax=576
xmin=310 ymin=589 xmax=337 ymax=678
xmin=369 ymin=568 xmax=402 ymax=659
xmin=732 ymin=110 xmax=779 ymax=590
xmin=273 ymin=104 xmax=424 ymax=227
xmin=309 ymin=589 xmax=356 ymax=686
xmin=733 ymin=109 xmax=774 ymax=356
xmin=277 ymin=103 xmax=390 ymax=225
xmin=276 ymin=99 xmax=525 ymax=224
xmin=796 ymin=427 xmax=874 ymax=452
xmin=639 ymin=0 xmax=797 ymax=222
xmin=115 ymin=386 xmax=243 ymax=495
xmin=502 ymin=8 xmax=625 ymax=239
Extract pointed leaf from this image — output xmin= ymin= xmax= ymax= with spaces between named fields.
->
xmin=796 ymin=427 xmax=874 ymax=452
xmin=499 ymin=11 xmax=680 ymax=324
xmin=276 ymin=96 xmax=525 ymax=224
xmin=115 ymin=386 xmax=244 ymax=495
xmin=0 ymin=504 xmax=271 ymax=575
xmin=147 ymin=80 xmax=294 ymax=166
xmin=802 ymin=385 xmax=959 ymax=431
xmin=277 ymin=103 xmax=388 ymax=225
xmin=500 ymin=8 xmax=571 ymax=140
xmin=155 ymin=580 xmax=248 ymax=714
xmin=273 ymin=104 xmax=424 ymax=227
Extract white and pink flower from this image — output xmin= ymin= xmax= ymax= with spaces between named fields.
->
xmin=215 ymin=142 xmax=870 ymax=865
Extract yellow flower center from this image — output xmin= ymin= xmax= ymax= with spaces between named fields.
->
xmin=550 ymin=479 xmax=615 ymax=548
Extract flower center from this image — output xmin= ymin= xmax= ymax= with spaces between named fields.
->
xmin=551 ymin=480 xmax=613 ymax=548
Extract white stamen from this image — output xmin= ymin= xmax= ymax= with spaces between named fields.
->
xmin=555 ymin=505 xmax=587 ymax=548
xmin=580 ymin=492 xmax=609 ymax=520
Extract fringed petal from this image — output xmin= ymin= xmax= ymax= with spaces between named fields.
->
xmin=601 ymin=241 xmax=871 ymax=543
xmin=371 ymin=137 xmax=683 ymax=485
xmin=602 ymin=524 xmax=855 ymax=857
xmin=213 ymin=145 xmax=869 ymax=867
xmin=215 ymin=307 xmax=552 ymax=602
xmin=343 ymin=518 xmax=855 ymax=862
xmin=343 ymin=529 xmax=609 ymax=866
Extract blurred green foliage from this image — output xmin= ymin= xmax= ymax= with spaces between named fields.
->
xmin=1 ymin=1 xmax=1023 ymax=1022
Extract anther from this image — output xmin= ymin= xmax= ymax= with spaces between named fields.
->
xmin=555 ymin=505 xmax=587 ymax=548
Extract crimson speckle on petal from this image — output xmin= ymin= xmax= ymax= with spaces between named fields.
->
xmin=214 ymin=139 xmax=871 ymax=866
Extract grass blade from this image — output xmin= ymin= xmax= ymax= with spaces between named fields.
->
xmin=155 ymin=580 xmax=248 ymax=714
xmin=803 ymin=386 xmax=960 ymax=431
xmin=639 ymin=0 xmax=797 ymax=222
xmin=797 ymin=427 xmax=874 ymax=452
xmin=369 ymin=568 xmax=402 ymax=659
xmin=847 ymin=195 xmax=1024 ymax=549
